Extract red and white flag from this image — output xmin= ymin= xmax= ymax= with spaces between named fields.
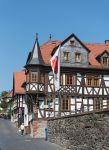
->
xmin=50 ymin=46 xmax=60 ymax=91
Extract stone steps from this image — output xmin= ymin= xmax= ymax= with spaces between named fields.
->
xmin=33 ymin=120 xmax=47 ymax=138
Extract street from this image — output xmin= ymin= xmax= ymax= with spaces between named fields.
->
xmin=0 ymin=119 xmax=65 ymax=150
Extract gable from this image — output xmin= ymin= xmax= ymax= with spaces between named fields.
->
xmin=60 ymin=33 xmax=90 ymax=52
xmin=51 ymin=34 xmax=90 ymax=56
xmin=56 ymin=34 xmax=90 ymax=67
xmin=96 ymin=50 xmax=109 ymax=66
xmin=96 ymin=50 xmax=109 ymax=60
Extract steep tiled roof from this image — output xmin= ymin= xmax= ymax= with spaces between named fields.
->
xmin=85 ymin=43 xmax=109 ymax=67
xmin=40 ymin=40 xmax=109 ymax=67
xmin=40 ymin=40 xmax=61 ymax=65
xmin=85 ymin=43 xmax=109 ymax=57
xmin=13 ymin=71 xmax=26 ymax=94
xmin=26 ymin=37 xmax=44 ymax=66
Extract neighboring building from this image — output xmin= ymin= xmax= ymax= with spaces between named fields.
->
xmin=12 ymin=71 xmax=27 ymax=128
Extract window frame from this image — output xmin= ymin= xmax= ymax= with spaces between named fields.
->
xmin=60 ymin=74 xmax=64 ymax=85
xmin=61 ymin=96 xmax=70 ymax=111
xmin=75 ymin=52 xmax=82 ymax=63
xmin=40 ymin=72 xmax=45 ymax=83
xmin=69 ymin=40 xmax=75 ymax=46
xmin=31 ymin=71 xmax=38 ymax=82
xmin=45 ymin=99 xmax=53 ymax=110
xmin=66 ymin=74 xmax=75 ymax=85
xmin=102 ymin=56 xmax=109 ymax=66
xmin=63 ymin=52 xmax=70 ymax=62
xmin=26 ymin=73 xmax=30 ymax=83
xmin=86 ymin=75 xmax=100 ymax=87
xmin=93 ymin=98 xmax=102 ymax=110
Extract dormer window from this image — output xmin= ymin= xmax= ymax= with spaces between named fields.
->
xmin=102 ymin=57 xmax=109 ymax=66
xmin=70 ymin=40 xmax=75 ymax=46
xmin=75 ymin=52 xmax=81 ymax=63
xmin=63 ymin=52 xmax=70 ymax=62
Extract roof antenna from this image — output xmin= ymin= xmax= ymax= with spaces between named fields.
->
xmin=49 ymin=34 xmax=54 ymax=40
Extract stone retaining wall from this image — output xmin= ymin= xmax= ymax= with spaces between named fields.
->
xmin=48 ymin=110 xmax=109 ymax=150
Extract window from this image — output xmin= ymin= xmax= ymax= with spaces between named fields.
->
xmin=61 ymin=97 xmax=70 ymax=111
xmin=26 ymin=70 xmax=29 ymax=82
xmin=63 ymin=52 xmax=70 ymax=62
xmin=26 ymin=73 xmax=29 ymax=82
xmin=93 ymin=98 xmax=102 ymax=110
xmin=66 ymin=75 xmax=75 ymax=85
xmin=93 ymin=78 xmax=99 ymax=86
xmin=61 ymin=74 xmax=64 ymax=85
xmin=31 ymin=72 xmax=38 ymax=82
xmin=70 ymin=40 xmax=75 ymax=46
xmin=45 ymin=99 xmax=53 ymax=109
xmin=40 ymin=73 xmax=44 ymax=83
xmin=102 ymin=57 xmax=109 ymax=66
xmin=86 ymin=76 xmax=99 ymax=86
xmin=75 ymin=52 xmax=81 ymax=63
xmin=87 ymin=78 xmax=92 ymax=86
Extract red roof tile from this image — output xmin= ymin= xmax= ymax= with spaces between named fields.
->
xmin=85 ymin=43 xmax=109 ymax=67
xmin=14 ymin=71 xmax=26 ymax=94
xmin=40 ymin=40 xmax=61 ymax=65
xmin=40 ymin=40 xmax=109 ymax=67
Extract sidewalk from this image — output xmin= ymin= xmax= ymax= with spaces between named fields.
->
xmin=10 ymin=120 xmax=67 ymax=150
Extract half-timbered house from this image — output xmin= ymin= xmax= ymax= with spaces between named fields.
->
xmin=12 ymin=71 xmax=28 ymax=128
xmin=24 ymin=33 xmax=109 ymax=137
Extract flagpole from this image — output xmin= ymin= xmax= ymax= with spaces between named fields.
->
xmin=58 ymin=88 xmax=61 ymax=117
xmin=58 ymin=46 xmax=61 ymax=117
xmin=50 ymin=45 xmax=61 ymax=117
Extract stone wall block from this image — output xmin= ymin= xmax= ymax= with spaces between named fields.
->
xmin=48 ymin=111 xmax=109 ymax=149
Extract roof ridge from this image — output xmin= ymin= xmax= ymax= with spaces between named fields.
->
xmin=14 ymin=70 xmax=25 ymax=73
xmin=84 ymin=42 xmax=105 ymax=45
xmin=40 ymin=40 xmax=62 ymax=46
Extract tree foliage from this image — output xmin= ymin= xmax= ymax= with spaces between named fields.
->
xmin=1 ymin=91 xmax=8 ymax=97
xmin=0 ymin=100 xmax=8 ymax=109
xmin=0 ymin=91 xmax=9 ymax=109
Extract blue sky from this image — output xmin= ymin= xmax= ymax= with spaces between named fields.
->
xmin=0 ymin=0 xmax=109 ymax=92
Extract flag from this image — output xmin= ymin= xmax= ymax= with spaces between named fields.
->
xmin=50 ymin=46 xmax=60 ymax=91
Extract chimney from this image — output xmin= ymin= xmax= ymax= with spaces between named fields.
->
xmin=105 ymin=40 xmax=109 ymax=46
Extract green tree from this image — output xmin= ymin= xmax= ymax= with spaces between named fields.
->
xmin=1 ymin=91 xmax=8 ymax=97
xmin=0 ymin=100 xmax=8 ymax=109
xmin=0 ymin=91 xmax=8 ymax=109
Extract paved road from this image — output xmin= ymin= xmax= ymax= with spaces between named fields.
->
xmin=0 ymin=119 xmax=66 ymax=150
